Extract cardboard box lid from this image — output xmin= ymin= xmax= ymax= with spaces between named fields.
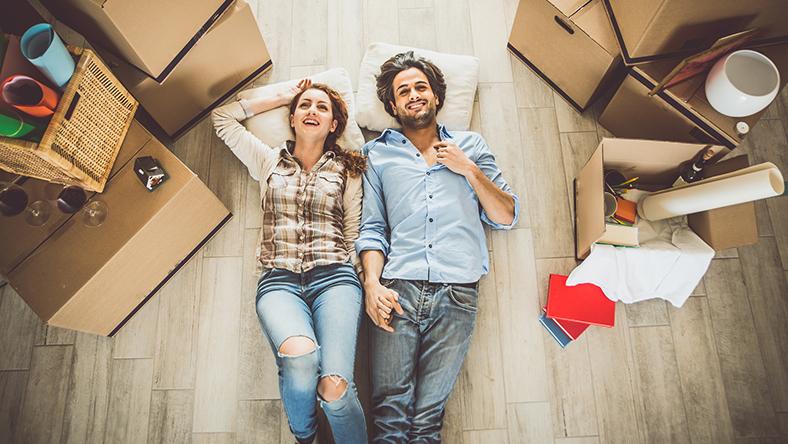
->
xmin=0 ymin=120 xmax=151 ymax=278
xmin=604 ymin=0 xmax=788 ymax=64
xmin=572 ymin=0 xmax=619 ymax=56
xmin=549 ymin=0 xmax=591 ymax=17
xmin=39 ymin=0 xmax=231 ymax=81
xmin=7 ymin=131 xmax=231 ymax=335
xmin=93 ymin=0 xmax=271 ymax=138
xmin=575 ymin=137 xmax=730 ymax=259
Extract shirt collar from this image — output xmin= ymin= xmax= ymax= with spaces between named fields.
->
xmin=279 ymin=141 xmax=336 ymax=170
xmin=376 ymin=124 xmax=453 ymax=145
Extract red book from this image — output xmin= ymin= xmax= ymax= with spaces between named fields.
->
xmin=546 ymin=274 xmax=615 ymax=328
xmin=542 ymin=305 xmax=590 ymax=340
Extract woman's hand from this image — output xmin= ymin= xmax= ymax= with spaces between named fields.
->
xmin=278 ymin=78 xmax=312 ymax=105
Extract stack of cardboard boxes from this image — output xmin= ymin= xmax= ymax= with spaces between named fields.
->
xmin=508 ymin=0 xmax=788 ymax=252
xmin=508 ymin=0 xmax=788 ymax=147
xmin=41 ymin=0 xmax=272 ymax=139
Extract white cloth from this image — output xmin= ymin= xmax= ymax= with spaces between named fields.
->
xmin=567 ymin=190 xmax=714 ymax=307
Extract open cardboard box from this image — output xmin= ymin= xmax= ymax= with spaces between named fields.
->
xmin=574 ymin=138 xmax=759 ymax=260
xmin=38 ymin=0 xmax=231 ymax=82
xmin=598 ymin=42 xmax=788 ymax=149
xmin=508 ymin=0 xmax=626 ymax=111
xmin=602 ymin=0 xmax=788 ymax=65
xmin=92 ymin=0 xmax=271 ymax=140
xmin=2 ymin=121 xmax=232 ymax=336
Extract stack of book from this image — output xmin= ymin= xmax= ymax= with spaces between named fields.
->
xmin=539 ymin=274 xmax=616 ymax=347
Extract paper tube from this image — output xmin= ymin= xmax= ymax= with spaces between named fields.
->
xmin=20 ymin=24 xmax=75 ymax=89
xmin=1 ymin=75 xmax=60 ymax=117
xmin=637 ymin=163 xmax=785 ymax=221
xmin=0 ymin=108 xmax=45 ymax=142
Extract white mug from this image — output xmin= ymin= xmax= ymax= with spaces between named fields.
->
xmin=705 ymin=50 xmax=780 ymax=118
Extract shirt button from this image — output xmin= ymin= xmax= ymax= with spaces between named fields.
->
xmin=429 ymin=218 xmax=433 ymax=222
xmin=428 ymin=244 xmax=433 ymax=248
xmin=416 ymin=153 xmax=420 ymax=157
xmin=429 ymin=195 xmax=433 ymax=199
xmin=426 ymin=172 xmax=430 ymax=176
xmin=402 ymin=140 xmax=406 ymax=144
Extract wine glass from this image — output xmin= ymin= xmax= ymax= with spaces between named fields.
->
xmin=54 ymin=184 xmax=108 ymax=227
xmin=82 ymin=200 xmax=108 ymax=227
xmin=56 ymin=185 xmax=86 ymax=214
xmin=0 ymin=181 xmax=52 ymax=227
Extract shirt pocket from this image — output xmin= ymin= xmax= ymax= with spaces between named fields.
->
xmin=316 ymin=170 xmax=343 ymax=197
xmin=268 ymin=166 xmax=296 ymax=189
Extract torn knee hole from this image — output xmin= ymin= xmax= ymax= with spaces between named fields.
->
xmin=318 ymin=375 xmax=348 ymax=402
xmin=278 ymin=336 xmax=316 ymax=357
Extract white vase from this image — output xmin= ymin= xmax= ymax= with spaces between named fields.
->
xmin=705 ymin=49 xmax=780 ymax=118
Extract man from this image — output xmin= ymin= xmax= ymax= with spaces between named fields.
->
xmin=355 ymin=51 xmax=519 ymax=443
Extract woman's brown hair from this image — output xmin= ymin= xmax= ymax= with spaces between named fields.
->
xmin=289 ymin=83 xmax=366 ymax=178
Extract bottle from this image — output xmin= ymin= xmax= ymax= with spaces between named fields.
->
xmin=673 ymin=148 xmax=715 ymax=187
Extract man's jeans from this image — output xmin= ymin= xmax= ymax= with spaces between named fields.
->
xmin=370 ymin=279 xmax=478 ymax=444
xmin=255 ymin=262 xmax=367 ymax=444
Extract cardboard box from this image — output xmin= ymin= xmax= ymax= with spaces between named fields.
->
xmin=0 ymin=120 xmax=153 ymax=277
xmin=3 ymin=121 xmax=232 ymax=336
xmin=603 ymin=0 xmax=788 ymax=65
xmin=573 ymin=138 xmax=759 ymax=260
xmin=598 ymin=43 xmax=788 ymax=149
xmin=508 ymin=0 xmax=626 ymax=111
xmin=93 ymin=0 xmax=271 ymax=139
xmin=38 ymin=0 xmax=231 ymax=81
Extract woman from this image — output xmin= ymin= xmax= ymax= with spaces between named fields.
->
xmin=212 ymin=79 xmax=367 ymax=444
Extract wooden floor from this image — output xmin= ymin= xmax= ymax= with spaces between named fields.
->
xmin=3 ymin=0 xmax=788 ymax=443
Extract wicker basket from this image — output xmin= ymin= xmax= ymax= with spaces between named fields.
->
xmin=0 ymin=44 xmax=138 ymax=192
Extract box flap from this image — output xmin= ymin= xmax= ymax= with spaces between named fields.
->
xmin=572 ymin=0 xmax=620 ymax=56
xmin=575 ymin=141 xmax=605 ymax=259
xmin=601 ymin=138 xmax=728 ymax=185
xmin=549 ymin=0 xmax=590 ymax=17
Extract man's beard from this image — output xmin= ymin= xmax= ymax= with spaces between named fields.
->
xmin=398 ymin=100 xmax=436 ymax=130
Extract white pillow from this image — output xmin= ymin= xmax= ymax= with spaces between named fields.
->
xmin=356 ymin=42 xmax=480 ymax=132
xmin=236 ymin=68 xmax=365 ymax=152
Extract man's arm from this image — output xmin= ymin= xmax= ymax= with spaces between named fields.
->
xmin=434 ymin=141 xmax=517 ymax=226
xmin=354 ymin=146 xmax=403 ymax=331
xmin=360 ymin=250 xmax=403 ymax=332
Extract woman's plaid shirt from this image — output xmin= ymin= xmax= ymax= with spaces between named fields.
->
xmin=259 ymin=148 xmax=349 ymax=272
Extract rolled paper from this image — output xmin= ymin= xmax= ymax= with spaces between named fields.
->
xmin=1 ymin=75 xmax=60 ymax=117
xmin=20 ymin=24 xmax=75 ymax=89
xmin=637 ymin=162 xmax=785 ymax=221
xmin=0 ymin=108 xmax=46 ymax=142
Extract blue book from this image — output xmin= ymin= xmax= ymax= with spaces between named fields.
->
xmin=539 ymin=312 xmax=572 ymax=348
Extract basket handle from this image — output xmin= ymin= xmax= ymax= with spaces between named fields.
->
xmin=63 ymin=91 xmax=80 ymax=121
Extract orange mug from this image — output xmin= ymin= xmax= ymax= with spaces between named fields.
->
xmin=1 ymin=75 xmax=61 ymax=118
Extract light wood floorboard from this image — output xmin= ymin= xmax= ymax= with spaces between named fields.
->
xmin=3 ymin=1 xmax=788 ymax=443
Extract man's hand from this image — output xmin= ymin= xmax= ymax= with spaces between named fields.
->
xmin=433 ymin=141 xmax=476 ymax=177
xmin=364 ymin=280 xmax=403 ymax=333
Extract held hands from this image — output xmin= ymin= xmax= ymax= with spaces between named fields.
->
xmin=364 ymin=280 xmax=403 ymax=332
xmin=433 ymin=141 xmax=476 ymax=177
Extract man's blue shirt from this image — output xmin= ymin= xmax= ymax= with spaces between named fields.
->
xmin=355 ymin=124 xmax=520 ymax=284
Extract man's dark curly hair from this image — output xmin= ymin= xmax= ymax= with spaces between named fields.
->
xmin=375 ymin=51 xmax=447 ymax=124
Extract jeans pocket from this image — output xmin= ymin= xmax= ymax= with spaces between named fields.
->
xmin=380 ymin=278 xmax=396 ymax=288
xmin=448 ymin=285 xmax=478 ymax=312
